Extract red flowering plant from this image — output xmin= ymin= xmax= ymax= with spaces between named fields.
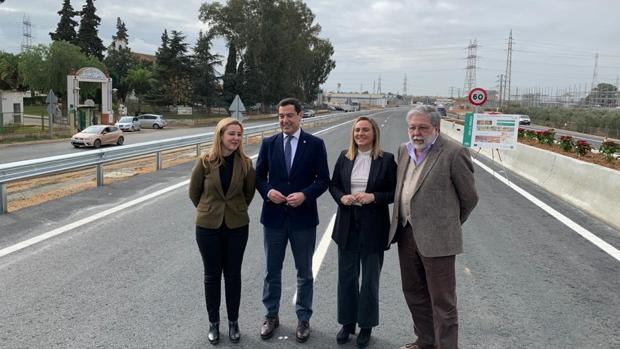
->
xmin=599 ymin=140 xmax=619 ymax=162
xmin=536 ymin=129 xmax=556 ymax=145
xmin=559 ymin=135 xmax=574 ymax=152
xmin=574 ymin=140 xmax=591 ymax=156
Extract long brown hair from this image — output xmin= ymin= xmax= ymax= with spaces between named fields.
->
xmin=202 ymin=117 xmax=251 ymax=175
xmin=345 ymin=116 xmax=383 ymax=160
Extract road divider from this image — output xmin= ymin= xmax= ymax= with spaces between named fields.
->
xmin=442 ymin=120 xmax=620 ymax=261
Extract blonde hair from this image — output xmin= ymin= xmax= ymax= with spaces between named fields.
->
xmin=202 ymin=117 xmax=251 ymax=175
xmin=345 ymin=116 xmax=383 ymax=160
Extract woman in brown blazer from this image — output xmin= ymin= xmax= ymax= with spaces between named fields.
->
xmin=189 ymin=117 xmax=256 ymax=345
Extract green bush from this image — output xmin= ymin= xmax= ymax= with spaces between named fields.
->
xmin=599 ymin=141 xmax=619 ymax=162
xmin=575 ymin=140 xmax=592 ymax=156
xmin=559 ymin=136 xmax=574 ymax=152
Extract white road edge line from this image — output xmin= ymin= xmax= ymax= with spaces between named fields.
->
xmin=472 ymin=158 xmax=620 ymax=263
xmin=293 ymin=213 xmax=337 ymax=305
xmin=0 ymin=118 xmax=356 ymax=259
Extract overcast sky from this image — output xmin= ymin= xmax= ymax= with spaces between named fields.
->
xmin=1 ymin=0 xmax=619 ymax=97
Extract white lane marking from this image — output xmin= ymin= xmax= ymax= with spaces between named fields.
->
xmin=0 ymin=118 xmax=354 ymax=259
xmin=0 ymin=180 xmax=188 ymax=258
xmin=293 ymin=213 xmax=336 ymax=305
xmin=473 ymin=158 xmax=620 ymax=263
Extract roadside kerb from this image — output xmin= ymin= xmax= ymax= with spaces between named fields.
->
xmin=441 ymin=120 xmax=620 ymax=230
xmin=0 ymin=110 xmax=373 ymax=213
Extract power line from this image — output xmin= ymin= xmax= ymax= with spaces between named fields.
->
xmin=504 ymin=29 xmax=513 ymax=103
xmin=464 ymin=39 xmax=478 ymax=95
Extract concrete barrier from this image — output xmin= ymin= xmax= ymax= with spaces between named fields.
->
xmin=441 ymin=120 xmax=620 ymax=230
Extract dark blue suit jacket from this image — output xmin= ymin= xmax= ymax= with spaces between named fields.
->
xmin=256 ymin=129 xmax=330 ymax=229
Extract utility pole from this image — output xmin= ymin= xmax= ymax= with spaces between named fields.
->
xmin=497 ymin=74 xmax=504 ymax=108
xmin=450 ymin=86 xmax=455 ymax=99
xmin=616 ymin=75 xmax=620 ymax=107
xmin=464 ymin=39 xmax=478 ymax=96
xmin=504 ymin=30 xmax=513 ymax=104
xmin=377 ymin=75 xmax=382 ymax=94
xmin=403 ymin=74 xmax=407 ymax=97
xmin=591 ymin=53 xmax=599 ymax=107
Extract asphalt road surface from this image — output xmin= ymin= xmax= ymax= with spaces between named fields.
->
xmin=1 ymin=109 xmax=618 ymax=348
xmin=0 ymin=119 xmax=276 ymax=164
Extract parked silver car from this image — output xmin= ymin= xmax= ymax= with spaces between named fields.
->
xmin=115 ymin=116 xmax=141 ymax=132
xmin=137 ymin=114 xmax=167 ymax=129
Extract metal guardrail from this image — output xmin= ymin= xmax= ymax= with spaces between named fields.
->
xmin=0 ymin=110 xmax=375 ymax=213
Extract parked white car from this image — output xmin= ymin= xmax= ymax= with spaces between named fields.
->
xmin=115 ymin=116 xmax=141 ymax=132
xmin=137 ymin=114 xmax=167 ymax=129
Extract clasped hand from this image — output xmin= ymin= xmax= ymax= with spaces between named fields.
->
xmin=340 ymin=192 xmax=374 ymax=206
xmin=268 ymin=190 xmax=305 ymax=207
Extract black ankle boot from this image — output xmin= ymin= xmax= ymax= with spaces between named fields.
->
xmin=356 ymin=328 xmax=371 ymax=348
xmin=208 ymin=322 xmax=220 ymax=345
xmin=228 ymin=320 xmax=240 ymax=343
xmin=336 ymin=323 xmax=356 ymax=344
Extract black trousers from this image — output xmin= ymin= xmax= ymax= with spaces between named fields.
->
xmin=337 ymin=247 xmax=384 ymax=328
xmin=196 ymin=224 xmax=248 ymax=323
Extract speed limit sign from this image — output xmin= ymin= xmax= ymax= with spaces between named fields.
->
xmin=468 ymin=88 xmax=488 ymax=106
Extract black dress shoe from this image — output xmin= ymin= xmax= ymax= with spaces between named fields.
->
xmin=208 ymin=322 xmax=220 ymax=345
xmin=229 ymin=320 xmax=240 ymax=343
xmin=296 ymin=320 xmax=310 ymax=343
xmin=356 ymin=328 xmax=371 ymax=348
xmin=336 ymin=323 xmax=356 ymax=344
xmin=260 ymin=316 xmax=279 ymax=340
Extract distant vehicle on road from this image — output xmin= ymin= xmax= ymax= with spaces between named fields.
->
xmin=519 ymin=115 xmax=531 ymax=125
xmin=341 ymin=104 xmax=359 ymax=112
xmin=137 ymin=114 xmax=167 ymax=129
xmin=71 ymin=125 xmax=124 ymax=148
xmin=303 ymin=108 xmax=316 ymax=118
xmin=115 ymin=116 xmax=141 ymax=132
xmin=436 ymin=105 xmax=447 ymax=116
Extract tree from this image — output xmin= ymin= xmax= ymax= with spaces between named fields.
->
xmin=0 ymin=51 xmax=25 ymax=90
xmin=192 ymin=30 xmax=222 ymax=108
xmin=112 ymin=17 xmax=128 ymax=45
xmin=199 ymin=0 xmax=336 ymax=104
xmin=222 ymin=42 xmax=238 ymax=103
xmin=301 ymin=39 xmax=335 ymax=102
xmin=50 ymin=0 xmax=79 ymax=44
xmin=151 ymin=30 xmax=192 ymax=106
xmin=586 ymin=82 xmax=618 ymax=107
xmin=126 ymin=67 xmax=154 ymax=113
xmin=76 ymin=0 xmax=105 ymax=60
xmin=18 ymin=41 xmax=106 ymax=100
xmin=105 ymin=17 xmax=135 ymax=102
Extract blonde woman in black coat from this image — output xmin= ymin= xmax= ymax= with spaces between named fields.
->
xmin=329 ymin=116 xmax=397 ymax=348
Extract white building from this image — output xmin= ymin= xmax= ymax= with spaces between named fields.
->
xmin=0 ymin=90 xmax=29 ymax=125
xmin=322 ymin=92 xmax=387 ymax=108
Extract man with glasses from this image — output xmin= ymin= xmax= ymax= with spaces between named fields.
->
xmin=388 ymin=106 xmax=478 ymax=349
xmin=255 ymin=97 xmax=330 ymax=343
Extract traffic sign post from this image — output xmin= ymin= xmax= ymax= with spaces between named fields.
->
xmin=46 ymin=90 xmax=58 ymax=138
xmin=468 ymin=87 xmax=488 ymax=113
xmin=229 ymin=94 xmax=246 ymax=121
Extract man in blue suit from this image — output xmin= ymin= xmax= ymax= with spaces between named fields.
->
xmin=256 ymin=97 xmax=330 ymax=343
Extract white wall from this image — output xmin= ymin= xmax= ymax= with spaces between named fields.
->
xmin=441 ymin=120 xmax=620 ymax=230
